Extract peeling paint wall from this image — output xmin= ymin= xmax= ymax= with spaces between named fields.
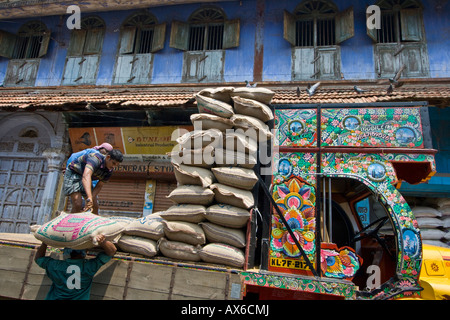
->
xmin=0 ymin=0 xmax=448 ymax=86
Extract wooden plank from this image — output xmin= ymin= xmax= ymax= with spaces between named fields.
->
xmin=171 ymin=268 xmax=229 ymax=300
xmin=91 ymin=259 xmax=129 ymax=300
xmin=125 ymin=262 xmax=173 ymax=299
xmin=0 ymin=270 xmax=26 ymax=299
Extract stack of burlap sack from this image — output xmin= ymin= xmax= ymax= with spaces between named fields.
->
xmin=163 ymin=86 xmax=275 ymax=268
xmin=412 ymin=198 xmax=450 ymax=248
xmin=31 ymin=86 xmax=275 ymax=268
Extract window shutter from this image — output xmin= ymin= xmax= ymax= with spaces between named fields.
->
xmin=283 ymin=10 xmax=296 ymax=46
xmin=151 ymin=23 xmax=166 ymax=53
xmin=223 ymin=19 xmax=240 ymax=49
xmin=0 ymin=30 xmax=17 ymax=58
xmin=169 ymin=20 xmax=189 ymax=51
xmin=335 ymin=6 xmax=354 ymax=44
xmin=84 ymin=28 xmax=104 ymax=54
xmin=366 ymin=5 xmax=378 ymax=42
xmin=400 ymin=8 xmax=422 ymax=42
xmin=67 ymin=29 xmax=87 ymax=56
xmin=38 ymin=30 xmax=51 ymax=58
xmin=119 ymin=26 xmax=137 ymax=54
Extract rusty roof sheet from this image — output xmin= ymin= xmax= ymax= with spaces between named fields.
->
xmin=0 ymin=82 xmax=448 ymax=110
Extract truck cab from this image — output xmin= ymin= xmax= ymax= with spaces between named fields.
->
xmin=243 ymin=103 xmax=437 ymax=300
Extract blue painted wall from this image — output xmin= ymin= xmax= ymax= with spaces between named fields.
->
xmin=0 ymin=0 xmax=449 ymax=86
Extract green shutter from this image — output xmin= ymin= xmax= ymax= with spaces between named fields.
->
xmin=169 ymin=20 xmax=189 ymax=51
xmin=366 ymin=5 xmax=378 ymax=42
xmin=151 ymin=23 xmax=166 ymax=53
xmin=400 ymin=8 xmax=422 ymax=42
xmin=67 ymin=29 xmax=86 ymax=56
xmin=283 ymin=10 xmax=296 ymax=46
xmin=119 ymin=26 xmax=136 ymax=54
xmin=0 ymin=30 xmax=17 ymax=58
xmin=84 ymin=28 xmax=104 ymax=54
xmin=335 ymin=6 xmax=354 ymax=44
xmin=38 ymin=30 xmax=51 ymax=58
xmin=223 ymin=19 xmax=240 ymax=49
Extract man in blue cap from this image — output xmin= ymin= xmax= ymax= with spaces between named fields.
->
xmin=34 ymin=234 xmax=116 ymax=300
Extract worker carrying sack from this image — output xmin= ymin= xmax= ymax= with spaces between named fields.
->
xmin=30 ymin=211 xmax=124 ymax=250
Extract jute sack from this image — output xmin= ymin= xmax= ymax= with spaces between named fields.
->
xmin=197 ymin=87 xmax=235 ymax=103
xmin=416 ymin=217 xmax=444 ymax=229
xmin=176 ymin=129 xmax=222 ymax=150
xmin=160 ymin=204 xmax=206 ymax=223
xmin=223 ymin=131 xmax=258 ymax=155
xmin=169 ymin=145 xmax=215 ymax=168
xmin=231 ymin=114 xmax=273 ymax=141
xmin=212 ymin=167 xmax=258 ymax=190
xmin=162 ymin=220 xmax=206 ymax=246
xmin=195 ymin=94 xmax=235 ymax=118
xmin=106 ymin=216 xmax=136 ymax=227
xmin=205 ymin=204 xmax=250 ymax=228
xmin=230 ymin=87 xmax=275 ymax=105
xmin=124 ymin=214 xmax=164 ymax=241
xmin=214 ymin=148 xmax=257 ymax=169
xmin=412 ymin=206 xmax=442 ymax=218
xmin=166 ymin=185 xmax=215 ymax=206
xmin=210 ymin=183 xmax=254 ymax=209
xmin=173 ymin=163 xmax=215 ymax=188
xmin=191 ymin=113 xmax=234 ymax=132
xmin=200 ymin=222 xmax=246 ymax=248
xmin=117 ymin=235 xmax=158 ymax=257
xmin=30 ymin=211 xmax=124 ymax=250
xmin=232 ymin=96 xmax=274 ymax=122
xmin=199 ymin=243 xmax=245 ymax=268
xmin=421 ymin=228 xmax=447 ymax=240
xmin=158 ymin=237 xmax=201 ymax=262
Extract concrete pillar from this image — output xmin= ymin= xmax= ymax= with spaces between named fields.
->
xmin=36 ymin=148 xmax=66 ymax=225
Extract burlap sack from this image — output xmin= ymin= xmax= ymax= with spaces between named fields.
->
xmin=223 ymin=131 xmax=258 ymax=155
xmin=210 ymin=183 xmax=254 ymax=209
xmin=195 ymin=94 xmax=234 ymax=118
xmin=212 ymin=167 xmax=258 ymax=190
xmin=176 ymin=129 xmax=222 ymax=150
xmin=169 ymin=145 xmax=215 ymax=168
xmin=197 ymin=87 xmax=235 ymax=104
xmin=160 ymin=204 xmax=206 ymax=223
xmin=117 ymin=235 xmax=158 ymax=257
xmin=30 ymin=211 xmax=124 ymax=250
xmin=200 ymin=222 xmax=246 ymax=248
xmin=205 ymin=204 xmax=250 ymax=228
xmin=232 ymin=96 xmax=274 ymax=122
xmin=162 ymin=220 xmax=206 ymax=246
xmin=214 ymin=148 xmax=257 ymax=169
xmin=230 ymin=87 xmax=275 ymax=104
xmin=158 ymin=237 xmax=201 ymax=262
xmin=231 ymin=114 xmax=273 ymax=141
xmin=191 ymin=113 xmax=234 ymax=132
xmin=123 ymin=214 xmax=164 ymax=241
xmin=199 ymin=243 xmax=245 ymax=268
xmin=173 ymin=163 xmax=215 ymax=188
xmin=166 ymin=185 xmax=215 ymax=206
xmin=412 ymin=206 xmax=442 ymax=218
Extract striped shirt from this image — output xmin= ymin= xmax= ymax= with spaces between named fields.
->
xmin=68 ymin=152 xmax=113 ymax=182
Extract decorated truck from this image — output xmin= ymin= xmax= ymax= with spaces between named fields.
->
xmin=0 ymin=88 xmax=447 ymax=301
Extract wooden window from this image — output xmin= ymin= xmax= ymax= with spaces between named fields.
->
xmin=284 ymin=1 xmax=354 ymax=80
xmin=1 ymin=21 xmax=50 ymax=87
xmin=170 ymin=7 xmax=240 ymax=83
xmin=367 ymin=0 xmax=429 ymax=78
xmin=62 ymin=16 xmax=105 ymax=85
xmin=113 ymin=12 xmax=166 ymax=84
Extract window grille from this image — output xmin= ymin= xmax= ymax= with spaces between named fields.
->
xmin=188 ymin=8 xmax=225 ymax=51
xmin=12 ymin=21 xmax=47 ymax=59
xmin=123 ymin=13 xmax=157 ymax=54
xmin=293 ymin=0 xmax=337 ymax=47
